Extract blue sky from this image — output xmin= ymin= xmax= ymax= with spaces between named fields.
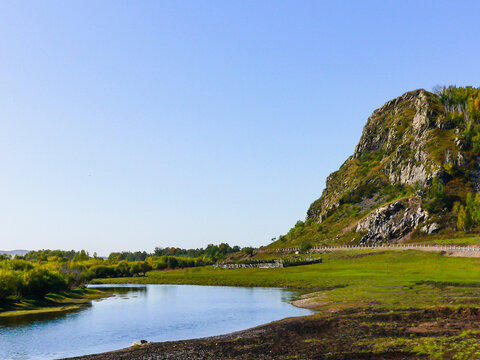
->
xmin=1 ymin=1 xmax=479 ymax=254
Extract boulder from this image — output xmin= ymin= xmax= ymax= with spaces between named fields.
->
xmin=131 ymin=340 xmax=148 ymax=347
xmin=428 ymin=223 xmax=441 ymax=234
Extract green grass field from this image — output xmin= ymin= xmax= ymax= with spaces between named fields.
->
xmin=93 ymin=250 xmax=480 ymax=311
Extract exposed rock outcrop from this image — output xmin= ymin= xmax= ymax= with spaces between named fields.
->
xmin=421 ymin=223 xmax=441 ymax=234
xmin=356 ymin=199 xmax=427 ymax=245
xmin=354 ymin=89 xmax=440 ymax=186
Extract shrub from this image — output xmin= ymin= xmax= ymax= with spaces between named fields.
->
xmin=89 ymin=265 xmax=117 ymax=278
xmin=242 ymin=247 xmax=255 ymax=256
xmin=21 ymin=268 xmax=67 ymax=298
xmin=166 ymin=257 xmax=178 ymax=269
xmin=299 ymin=241 xmax=312 ymax=253
xmin=423 ymin=177 xmax=446 ymax=213
xmin=152 ymin=259 xmax=167 ymax=270
xmin=0 ymin=270 xmax=19 ymax=301
xmin=7 ymin=259 xmax=34 ymax=272
xmin=115 ymin=261 xmax=131 ymax=277
xmin=58 ymin=264 xmax=90 ymax=288
xmin=129 ymin=261 xmax=152 ymax=276
xmin=473 ymin=134 xmax=480 ymax=154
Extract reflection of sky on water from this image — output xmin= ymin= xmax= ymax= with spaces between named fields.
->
xmin=0 ymin=284 xmax=312 ymax=360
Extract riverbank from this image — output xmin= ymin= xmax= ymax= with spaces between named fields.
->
xmin=0 ymin=288 xmax=111 ymax=318
xmin=63 ymin=306 xmax=480 ymax=359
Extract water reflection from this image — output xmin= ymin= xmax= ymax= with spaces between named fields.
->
xmin=0 ymin=305 xmax=88 ymax=328
xmin=0 ymin=285 xmax=147 ymax=328
xmin=89 ymin=284 xmax=147 ymax=294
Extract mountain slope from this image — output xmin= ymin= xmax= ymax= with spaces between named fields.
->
xmin=272 ymin=86 xmax=480 ymax=248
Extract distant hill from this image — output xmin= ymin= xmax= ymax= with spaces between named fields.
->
xmin=0 ymin=249 xmax=29 ymax=257
xmin=270 ymin=86 xmax=480 ymax=248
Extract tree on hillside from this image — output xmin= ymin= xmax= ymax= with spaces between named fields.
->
xmin=242 ymin=247 xmax=254 ymax=256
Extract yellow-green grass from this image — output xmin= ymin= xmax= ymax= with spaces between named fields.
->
xmin=93 ymin=250 xmax=480 ymax=311
xmin=0 ymin=288 xmax=110 ymax=318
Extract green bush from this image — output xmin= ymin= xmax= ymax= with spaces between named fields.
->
xmin=243 ymin=247 xmax=255 ymax=256
xmin=115 ymin=260 xmax=131 ymax=277
xmin=58 ymin=264 xmax=90 ymax=288
xmin=473 ymin=134 xmax=480 ymax=153
xmin=7 ymin=259 xmax=33 ymax=272
xmin=166 ymin=257 xmax=178 ymax=269
xmin=454 ymin=192 xmax=480 ymax=231
xmin=21 ymin=268 xmax=67 ymax=298
xmin=89 ymin=265 xmax=117 ymax=278
xmin=299 ymin=241 xmax=312 ymax=253
xmin=423 ymin=177 xmax=446 ymax=213
xmin=0 ymin=270 xmax=19 ymax=301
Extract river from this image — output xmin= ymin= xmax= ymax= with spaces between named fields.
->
xmin=0 ymin=284 xmax=312 ymax=360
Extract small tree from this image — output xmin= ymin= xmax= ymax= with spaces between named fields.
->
xmin=457 ymin=206 xmax=473 ymax=231
xmin=299 ymin=241 xmax=312 ymax=253
xmin=139 ymin=262 xmax=152 ymax=275
xmin=242 ymin=247 xmax=254 ymax=257
xmin=473 ymin=193 xmax=480 ymax=223
xmin=115 ymin=261 xmax=130 ymax=277
xmin=166 ymin=256 xmax=178 ymax=269
xmin=423 ymin=177 xmax=445 ymax=213
xmin=0 ymin=270 xmax=17 ymax=302
xmin=455 ymin=192 xmax=480 ymax=231
xmin=129 ymin=262 xmax=143 ymax=277
xmin=293 ymin=221 xmax=305 ymax=238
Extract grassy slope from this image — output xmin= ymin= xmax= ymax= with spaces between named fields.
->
xmin=0 ymin=288 xmax=110 ymax=317
xmin=93 ymin=250 xmax=480 ymax=311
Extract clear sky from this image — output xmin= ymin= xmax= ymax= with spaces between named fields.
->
xmin=1 ymin=1 xmax=479 ymax=255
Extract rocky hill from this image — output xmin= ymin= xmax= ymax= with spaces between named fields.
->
xmin=271 ymin=86 xmax=480 ymax=248
xmin=0 ymin=249 xmax=29 ymax=257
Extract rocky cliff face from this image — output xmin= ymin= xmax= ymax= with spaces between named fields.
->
xmin=307 ymin=90 xmax=441 ymax=223
xmin=275 ymin=86 xmax=480 ymax=247
xmin=356 ymin=90 xmax=440 ymax=186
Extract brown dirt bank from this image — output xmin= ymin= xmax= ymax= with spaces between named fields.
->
xmin=61 ymin=307 xmax=480 ymax=360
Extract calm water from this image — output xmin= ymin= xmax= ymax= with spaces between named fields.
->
xmin=0 ymin=284 xmax=312 ymax=360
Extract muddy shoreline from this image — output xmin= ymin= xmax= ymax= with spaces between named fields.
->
xmin=62 ymin=307 xmax=480 ymax=360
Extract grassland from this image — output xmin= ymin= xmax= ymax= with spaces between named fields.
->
xmin=0 ymin=288 xmax=110 ymax=318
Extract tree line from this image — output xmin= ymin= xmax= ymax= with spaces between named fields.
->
xmin=108 ymin=243 xmax=241 ymax=262
xmin=1 ymin=242 xmax=248 ymax=305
